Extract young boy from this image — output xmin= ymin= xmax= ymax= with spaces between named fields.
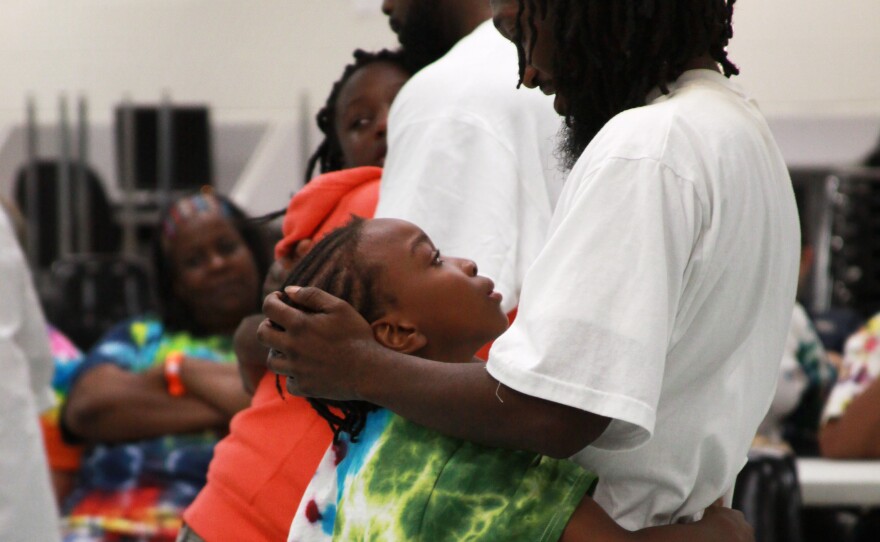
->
xmin=276 ymin=217 xmax=752 ymax=542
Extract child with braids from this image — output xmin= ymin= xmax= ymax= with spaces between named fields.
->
xmin=282 ymin=217 xmax=752 ymax=542
xmin=269 ymin=47 xmax=413 ymax=293
xmin=180 ymin=49 xmax=412 ymax=542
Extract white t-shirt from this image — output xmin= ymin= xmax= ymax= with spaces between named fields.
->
xmin=0 ymin=210 xmax=60 ymax=542
xmin=487 ymin=70 xmax=800 ymax=529
xmin=375 ymin=20 xmax=564 ymax=313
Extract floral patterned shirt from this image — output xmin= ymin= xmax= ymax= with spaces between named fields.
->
xmin=822 ymin=313 xmax=880 ymax=424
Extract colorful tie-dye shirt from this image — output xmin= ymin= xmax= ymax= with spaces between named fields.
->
xmin=61 ymin=316 xmax=235 ymax=542
xmin=822 ymin=313 xmax=880 ymax=425
xmin=41 ymin=326 xmax=87 ymax=472
xmin=288 ymin=408 xmax=596 ymax=542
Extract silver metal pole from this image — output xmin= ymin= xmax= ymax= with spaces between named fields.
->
xmin=811 ymin=174 xmax=839 ymax=313
xmin=58 ymin=94 xmax=73 ymax=258
xmin=25 ymin=96 xmax=40 ymax=267
xmin=120 ymin=96 xmax=138 ymax=256
xmin=76 ymin=95 xmax=91 ymax=253
xmin=299 ymin=91 xmax=311 ymax=181
xmin=157 ymin=92 xmax=173 ymax=208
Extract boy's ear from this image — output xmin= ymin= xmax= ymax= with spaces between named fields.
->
xmin=371 ymin=316 xmax=427 ymax=354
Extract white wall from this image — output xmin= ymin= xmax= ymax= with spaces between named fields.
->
xmin=1 ymin=0 xmax=878 ymax=194
xmin=729 ymin=0 xmax=880 ymax=117
xmin=2 ymin=0 xmax=878 ymax=125
xmin=0 ymin=0 xmax=395 ymax=126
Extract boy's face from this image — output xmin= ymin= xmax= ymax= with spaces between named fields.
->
xmin=334 ymin=61 xmax=410 ymax=169
xmin=360 ymin=219 xmax=509 ymax=359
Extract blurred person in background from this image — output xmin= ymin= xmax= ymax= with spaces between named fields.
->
xmin=60 ymin=192 xmax=268 ymax=542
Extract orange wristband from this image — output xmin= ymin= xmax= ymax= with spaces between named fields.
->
xmin=164 ymin=352 xmax=186 ymax=397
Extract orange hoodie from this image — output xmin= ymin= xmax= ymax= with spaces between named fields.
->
xmin=275 ymin=166 xmax=382 ymax=260
xmin=184 ymin=166 xmax=381 ymax=542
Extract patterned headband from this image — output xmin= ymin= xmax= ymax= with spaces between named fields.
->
xmin=161 ymin=193 xmax=233 ymax=241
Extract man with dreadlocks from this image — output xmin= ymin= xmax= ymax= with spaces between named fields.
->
xmin=261 ymin=0 xmax=799 ymax=532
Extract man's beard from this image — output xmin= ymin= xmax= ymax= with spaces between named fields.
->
xmin=554 ymin=75 xmax=646 ymax=171
xmin=396 ymin=3 xmax=458 ymax=71
xmin=554 ymin=82 xmax=608 ymax=171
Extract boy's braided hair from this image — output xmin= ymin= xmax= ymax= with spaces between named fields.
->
xmin=277 ymin=217 xmax=390 ymax=442
xmin=515 ymin=0 xmax=738 ymax=169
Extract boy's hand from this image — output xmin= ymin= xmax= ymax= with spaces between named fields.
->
xmin=257 ymin=286 xmax=378 ymax=401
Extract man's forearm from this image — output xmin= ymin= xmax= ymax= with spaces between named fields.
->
xmin=357 ymin=350 xmax=609 ymax=457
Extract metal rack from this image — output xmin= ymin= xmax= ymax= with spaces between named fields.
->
xmin=810 ymin=167 xmax=880 ymax=318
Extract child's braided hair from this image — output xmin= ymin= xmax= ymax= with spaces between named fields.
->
xmin=276 ymin=217 xmax=391 ymax=442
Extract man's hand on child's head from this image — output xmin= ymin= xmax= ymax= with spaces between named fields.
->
xmin=258 ymin=286 xmax=377 ymax=401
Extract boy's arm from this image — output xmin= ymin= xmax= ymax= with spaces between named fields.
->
xmin=260 ymin=288 xmax=609 ymax=458
xmin=235 ymin=314 xmax=269 ymax=395
xmin=562 ymin=499 xmax=753 ymax=542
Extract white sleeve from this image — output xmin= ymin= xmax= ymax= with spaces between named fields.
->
xmin=487 ymin=157 xmax=702 ymax=451
xmin=0 ymin=213 xmax=54 ymax=414
xmin=376 ymin=117 xmax=522 ymax=312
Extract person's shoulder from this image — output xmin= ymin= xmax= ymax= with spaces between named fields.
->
xmin=393 ymin=22 xmax=555 ymax=126
xmin=92 ymin=315 xmax=164 ymax=349
xmin=582 ymin=73 xmax=765 ymax=176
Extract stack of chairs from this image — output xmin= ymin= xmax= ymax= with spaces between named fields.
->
xmin=17 ymin=97 xmax=154 ymax=351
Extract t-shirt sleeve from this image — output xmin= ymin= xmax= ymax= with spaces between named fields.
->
xmin=70 ymin=318 xmax=156 ymax=385
xmin=376 ymin=117 xmax=523 ymax=312
xmin=487 ymin=157 xmax=703 ymax=452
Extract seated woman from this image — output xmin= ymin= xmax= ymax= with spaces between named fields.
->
xmin=278 ymin=217 xmax=750 ymax=542
xmin=61 ymin=192 xmax=269 ymax=542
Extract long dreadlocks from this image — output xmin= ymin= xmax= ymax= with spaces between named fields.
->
xmin=304 ymin=49 xmax=413 ymax=183
xmin=275 ymin=217 xmax=391 ymax=442
xmin=515 ymin=0 xmax=738 ymax=169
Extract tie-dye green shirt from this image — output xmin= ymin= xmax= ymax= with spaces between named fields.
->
xmin=289 ymin=408 xmax=596 ymax=541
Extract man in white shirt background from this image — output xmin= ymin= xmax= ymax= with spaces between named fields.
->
xmin=377 ymin=0 xmax=564 ymax=315
xmin=261 ymin=0 xmax=799 ymax=530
